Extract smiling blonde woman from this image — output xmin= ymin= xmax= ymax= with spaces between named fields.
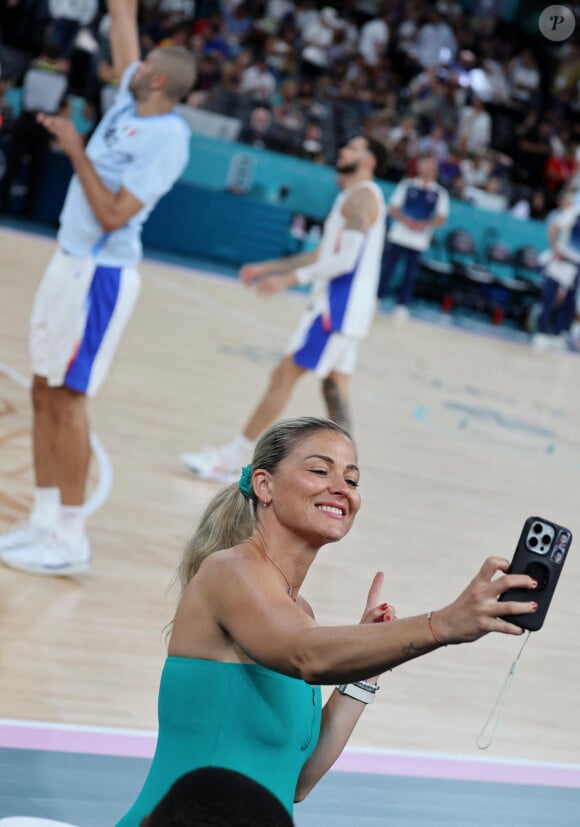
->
xmin=116 ymin=416 xmax=538 ymax=826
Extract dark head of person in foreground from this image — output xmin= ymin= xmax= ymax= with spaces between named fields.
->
xmin=141 ymin=766 xmax=294 ymax=827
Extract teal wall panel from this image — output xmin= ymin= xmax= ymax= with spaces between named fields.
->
xmin=29 ymin=136 xmax=550 ymax=268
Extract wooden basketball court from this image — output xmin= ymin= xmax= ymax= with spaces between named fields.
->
xmin=1 ymin=225 xmax=579 ymax=824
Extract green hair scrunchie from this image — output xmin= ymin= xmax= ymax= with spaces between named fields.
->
xmin=238 ymin=464 xmax=254 ymax=499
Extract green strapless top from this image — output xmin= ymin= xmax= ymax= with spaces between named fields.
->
xmin=115 ymin=657 xmax=322 ymax=826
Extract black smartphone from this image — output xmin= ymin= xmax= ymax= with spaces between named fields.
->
xmin=499 ymin=516 xmax=572 ymax=631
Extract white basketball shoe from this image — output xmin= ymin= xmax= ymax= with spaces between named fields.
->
xmin=0 ymin=530 xmax=91 ymax=576
xmin=180 ymin=443 xmax=243 ymax=485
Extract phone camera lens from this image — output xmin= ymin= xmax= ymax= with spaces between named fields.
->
xmin=542 ymin=534 xmax=551 ymax=545
xmin=533 ymin=523 xmax=543 ymax=534
xmin=528 ymin=536 xmax=538 ymax=547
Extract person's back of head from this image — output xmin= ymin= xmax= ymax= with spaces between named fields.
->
xmin=39 ymin=38 xmax=65 ymax=65
xmin=153 ymin=45 xmax=197 ymax=103
xmin=142 ymin=766 xmax=294 ymax=827
xmin=364 ymin=135 xmax=388 ymax=178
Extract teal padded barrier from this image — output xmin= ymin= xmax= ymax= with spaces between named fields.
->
xmin=142 ymin=181 xmax=295 ymax=263
xmin=26 ymin=134 xmax=550 ymax=267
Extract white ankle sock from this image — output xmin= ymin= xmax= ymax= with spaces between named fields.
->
xmin=30 ymin=487 xmax=61 ymax=530
xmin=231 ymin=434 xmax=255 ymax=455
xmin=219 ymin=435 xmax=255 ymax=464
xmin=60 ymin=505 xmax=86 ymax=540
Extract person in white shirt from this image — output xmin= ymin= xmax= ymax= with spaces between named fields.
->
xmin=415 ymin=8 xmax=457 ymax=69
xmin=377 ymin=152 xmax=449 ymax=313
xmin=457 ymin=96 xmax=491 ymax=155
xmin=534 ymin=201 xmax=580 ymax=344
xmin=459 ymin=150 xmax=493 ymax=188
xmin=358 ymin=11 xmax=389 ymax=69
xmin=181 ymin=136 xmax=388 ymax=483
xmin=300 ymin=6 xmax=343 ymax=74
xmin=0 ymin=0 xmax=196 ymax=577
xmin=509 ymin=48 xmax=540 ymax=107
xmin=468 ymin=58 xmax=511 ymax=105
xmin=240 ymin=58 xmax=277 ymax=101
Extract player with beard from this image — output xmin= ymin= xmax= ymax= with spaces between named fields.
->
xmin=0 ymin=0 xmax=196 ymax=576
xmin=181 ymin=135 xmax=388 ymax=484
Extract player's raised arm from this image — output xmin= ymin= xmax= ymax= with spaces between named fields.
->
xmin=108 ymin=0 xmax=141 ymax=80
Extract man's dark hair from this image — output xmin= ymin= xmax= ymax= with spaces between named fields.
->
xmin=141 ymin=767 xmax=294 ymax=827
xmin=364 ymin=135 xmax=388 ymax=178
xmin=41 ymin=38 xmax=64 ymax=62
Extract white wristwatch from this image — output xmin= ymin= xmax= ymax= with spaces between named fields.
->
xmin=337 ymin=681 xmax=379 ymax=704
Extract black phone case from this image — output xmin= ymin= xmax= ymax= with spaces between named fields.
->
xmin=498 ymin=516 xmax=572 ymax=631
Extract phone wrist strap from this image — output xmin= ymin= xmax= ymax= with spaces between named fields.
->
xmin=476 ymin=631 xmax=531 ymax=750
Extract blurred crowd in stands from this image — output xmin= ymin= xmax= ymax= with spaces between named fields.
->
xmin=1 ymin=0 xmax=580 ymax=221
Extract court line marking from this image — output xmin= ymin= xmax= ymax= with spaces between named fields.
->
xmin=0 ymin=363 xmax=113 ymax=518
xmin=0 ymin=720 xmax=578 ymax=787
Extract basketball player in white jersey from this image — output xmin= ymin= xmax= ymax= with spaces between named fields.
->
xmin=181 ymin=135 xmax=388 ymax=484
xmin=0 ymin=0 xmax=196 ymax=575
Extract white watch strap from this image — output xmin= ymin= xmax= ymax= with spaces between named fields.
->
xmin=337 ymin=683 xmax=376 ymax=704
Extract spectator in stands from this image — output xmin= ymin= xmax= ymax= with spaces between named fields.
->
xmin=338 ymin=7 xmax=360 ymax=57
xmin=324 ymin=19 xmax=351 ymax=67
xmin=363 ymin=108 xmax=393 ymax=152
xmin=298 ymin=121 xmax=325 ymax=164
xmin=533 ymin=197 xmax=580 ymax=347
xmin=457 ymin=95 xmax=491 ymax=155
xmin=223 ymin=1 xmax=254 ymax=46
xmin=437 ymin=146 xmax=463 ymax=197
xmin=0 ymin=39 xmax=69 ymax=218
xmin=407 ymin=66 xmax=448 ymax=132
xmin=48 ymin=0 xmax=98 ymax=56
xmin=392 ymin=0 xmax=422 ymax=71
xmin=96 ymin=57 xmax=119 ymax=116
xmin=470 ymin=0 xmax=503 ymax=36
xmin=462 ymin=175 xmax=508 ymax=213
xmin=510 ymin=189 xmax=548 ymax=222
xmin=259 ymin=0 xmax=295 ymax=33
xmin=299 ymin=6 xmax=343 ymax=77
xmin=158 ymin=0 xmax=196 ymax=21
xmin=383 ymin=134 xmax=412 ymax=182
xmin=264 ymin=30 xmax=299 ymax=80
xmin=550 ymin=42 xmax=580 ymax=116
xmin=141 ymin=11 xmax=184 ymax=52
xmin=199 ymin=54 xmax=244 ymax=115
xmin=368 ymin=74 xmax=397 ymax=113
xmin=194 ymin=51 xmax=222 ymax=93
xmin=269 ymin=81 xmax=305 ymax=153
xmin=417 ymin=125 xmax=448 ymax=163
xmin=468 ymin=56 xmax=511 ymax=106
xmin=240 ymin=53 xmax=277 ymax=103
xmin=293 ymin=0 xmax=322 ymax=41
xmin=295 ymin=78 xmax=330 ymax=124
xmin=377 ymin=151 xmax=450 ymax=317
xmin=515 ymin=113 xmax=552 ymax=187
xmin=508 ymin=48 xmax=541 ymax=110
xmin=203 ymin=16 xmax=234 ymax=60
xmin=459 ymin=149 xmax=493 ymax=190
xmin=387 ymin=114 xmax=418 ymax=155
xmin=415 ymin=8 xmax=457 ymax=70
xmin=544 ymin=134 xmax=578 ymax=199
xmin=358 ymin=7 xmax=390 ymax=71
xmin=435 ymin=74 xmax=462 ymax=137
xmin=238 ymin=105 xmax=278 ymax=150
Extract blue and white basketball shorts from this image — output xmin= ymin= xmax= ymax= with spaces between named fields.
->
xmin=286 ymin=309 xmax=360 ymax=377
xmin=29 ymin=248 xmax=141 ymax=396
